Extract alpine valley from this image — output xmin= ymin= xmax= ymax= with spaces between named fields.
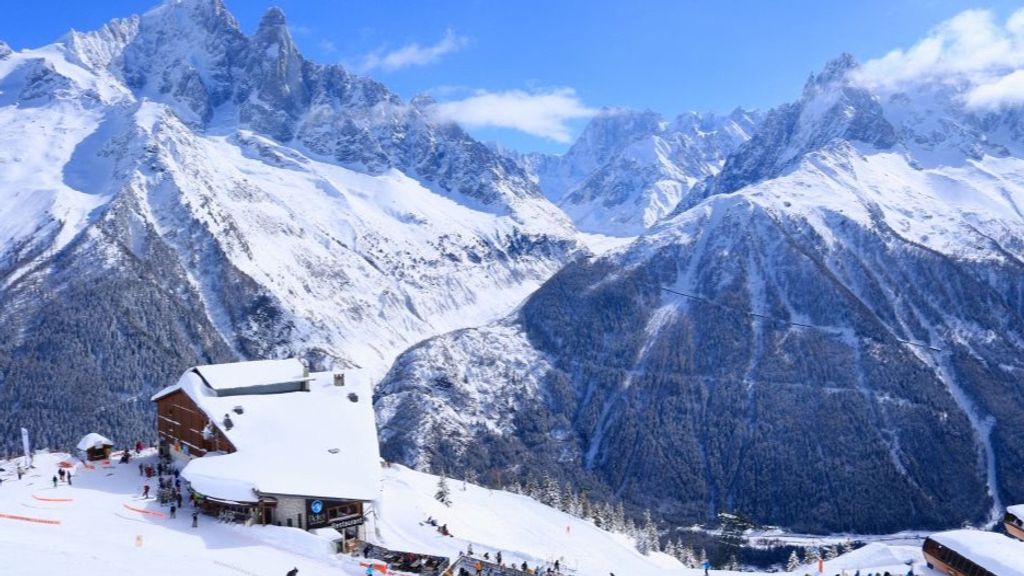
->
xmin=2 ymin=0 xmax=1024 ymax=539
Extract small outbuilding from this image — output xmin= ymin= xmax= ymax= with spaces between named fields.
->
xmin=76 ymin=433 xmax=114 ymax=461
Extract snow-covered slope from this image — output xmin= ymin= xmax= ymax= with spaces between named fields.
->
xmin=0 ymin=0 xmax=580 ymax=452
xmin=377 ymin=55 xmax=1024 ymax=534
xmin=0 ymin=451 xmax=947 ymax=576
xmin=518 ymin=107 xmax=760 ymax=236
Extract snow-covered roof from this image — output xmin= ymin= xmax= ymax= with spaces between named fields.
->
xmin=151 ymin=359 xmax=312 ymax=401
xmin=1008 ymin=504 xmax=1024 ymax=518
xmin=193 ymin=358 xmax=312 ymax=391
xmin=169 ymin=363 xmax=381 ymax=503
xmin=929 ymin=529 xmax=1024 ymax=576
xmin=76 ymin=433 xmax=113 ymax=451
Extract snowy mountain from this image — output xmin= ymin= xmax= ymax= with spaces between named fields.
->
xmin=0 ymin=451 xmax=942 ymax=576
xmin=376 ymin=55 xmax=1024 ymax=533
xmin=0 ymin=0 xmax=580 ymax=452
xmin=517 ymin=107 xmax=760 ymax=236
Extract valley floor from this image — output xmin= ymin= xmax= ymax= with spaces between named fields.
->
xmin=0 ymin=452 xmax=946 ymax=576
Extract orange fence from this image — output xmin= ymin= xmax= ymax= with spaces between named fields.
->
xmin=0 ymin=512 xmax=61 ymax=525
xmin=122 ymin=503 xmax=166 ymax=518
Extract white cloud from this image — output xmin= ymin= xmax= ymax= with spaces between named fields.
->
xmin=854 ymin=8 xmax=1024 ymax=109
xmin=318 ymin=39 xmax=337 ymax=54
xmin=430 ymin=88 xmax=597 ymax=143
xmin=360 ymin=29 xmax=468 ymax=72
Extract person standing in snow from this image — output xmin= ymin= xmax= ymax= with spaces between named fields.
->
xmin=286 ymin=568 xmax=298 ymax=576
xmin=170 ymin=505 xmax=176 ymax=519
xmin=16 ymin=466 xmax=23 ymax=480
xmin=138 ymin=462 xmax=143 ymax=476
xmin=365 ymin=564 xmax=374 ymax=576
xmin=58 ymin=468 xmax=65 ymax=481
xmin=142 ymin=484 xmax=150 ymax=498
xmin=176 ymin=492 xmax=183 ymax=508
xmin=496 ymin=551 xmax=502 ymax=565
xmin=52 ymin=475 xmax=58 ymax=488
xmin=192 ymin=511 xmax=198 ymax=528
xmin=474 ymin=560 xmax=482 ymax=576
xmin=703 ymin=558 xmax=711 ymax=576
xmin=66 ymin=471 xmax=72 ymax=485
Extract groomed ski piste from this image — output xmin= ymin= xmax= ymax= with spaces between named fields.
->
xmin=0 ymin=451 xmax=959 ymax=575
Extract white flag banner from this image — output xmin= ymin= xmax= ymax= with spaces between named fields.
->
xmin=21 ymin=427 xmax=31 ymax=465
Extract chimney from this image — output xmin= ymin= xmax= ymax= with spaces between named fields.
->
xmin=333 ymin=373 xmax=345 ymax=387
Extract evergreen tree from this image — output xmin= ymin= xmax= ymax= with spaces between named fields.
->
xmin=664 ymin=539 xmax=678 ymax=559
xmin=680 ymin=546 xmax=696 ymax=568
xmin=525 ymin=476 xmax=540 ymax=500
xmin=641 ymin=509 xmax=660 ymax=554
xmin=823 ymin=545 xmax=838 ymax=560
xmin=540 ymin=474 xmax=561 ymax=510
xmin=613 ymin=502 xmax=627 ymax=532
xmin=591 ymin=500 xmax=606 ymax=528
xmin=435 ymin=473 xmax=452 ymax=507
xmin=801 ymin=547 xmax=818 ymax=566
xmin=563 ymin=482 xmax=581 ymax=516
xmin=786 ymin=550 xmax=801 ymax=572
xmin=579 ymin=491 xmax=591 ymax=520
xmin=727 ymin=555 xmax=739 ymax=570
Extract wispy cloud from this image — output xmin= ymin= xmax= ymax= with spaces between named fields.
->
xmin=360 ymin=29 xmax=468 ymax=72
xmin=854 ymin=8 xmax=1024 ymax=109
xmin=430 ymin=87 xmax=597 ymax=143
xmin=318 ymin=39 xmax=337 ymax=54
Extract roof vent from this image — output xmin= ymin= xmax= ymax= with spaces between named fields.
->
xmin=347 ymin=392 xmax=359 ymax=403
xmin=333 ymin=373 xmax=345 ymax=387
xmin=233 ymin=405 xmax=244 ymax=415
xmin=223 ymin=414 xmax=234 ymax=431
xmin=328 ymin=448 xmax=340 ymax=454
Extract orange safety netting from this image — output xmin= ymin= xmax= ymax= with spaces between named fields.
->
xmin=0 ymin=512 xmax=60 ymax=525
xmin=122 ymin=503 xmax=166 ymax=518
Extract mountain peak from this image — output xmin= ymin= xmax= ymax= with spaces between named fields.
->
xmin=258 ymin=6 xmax=288 ymax=30
xmin=803 ymin=52 xmax=859 ymax=97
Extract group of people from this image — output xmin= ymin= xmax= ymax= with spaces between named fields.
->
xmin=455 ymin=546 xmax=561 ymax=576
xmin=51 ymin=466 xmax=73 ymax=487
xmin=140 ymin=457 xmax=199 ymax=527
xmin=424 ymin=516 xmax=452 ymax=537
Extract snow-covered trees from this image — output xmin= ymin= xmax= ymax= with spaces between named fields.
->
xmin=786 ymin=550 xmax=801 ymax=572
xmin=435 ymin=474 xmax=452 ymax=507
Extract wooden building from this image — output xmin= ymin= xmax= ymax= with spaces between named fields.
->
xmin=150 ymin=359 xmax=381 ymax=546
xmin=76 ymin=433 xmax=113 ymax=461
xmin=1006 ymin=504 xmax=1024 ymax=542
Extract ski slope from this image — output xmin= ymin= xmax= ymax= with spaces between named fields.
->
xmin=0 ymin=451 xmax=953 ymax=576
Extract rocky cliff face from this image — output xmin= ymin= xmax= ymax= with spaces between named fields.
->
xmin=377 ymin=56 xmax=1024 ymax=533
xmin=518 ymin=107 xmax=760 ymax=236
xmin=0 ymin=0 xmax=579 ymax=452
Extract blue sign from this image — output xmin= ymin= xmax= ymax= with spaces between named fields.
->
xmin=310 ymin=500 xmax=324 ymax=514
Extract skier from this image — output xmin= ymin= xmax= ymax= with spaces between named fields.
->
xmin=555 ymin=559 xmax=560 ymax=572
xmin=142 ymin=484 xmax=150 ymax=498
xmin=176 ymin=492 xmax=183 ymax=508
xmin=363 ymin=544 xmax=371 ymax=558
xmin=138 ymin=462 xmax=144 ymax=476
xmin=58 ymin=468 xmax=65 ymax=481
xmin=365 ymin=564 xmax=374 ymax=576
xmin=192 ymin=511 xmax=198 ymax=528
xmin=496 ymin=551 xmax=502 ymax=565
xmin=170 ymin=505 xmax=176 ymax=519
xmin=522 ymin=561 xmax=528 ymax=572
xmin=286 ymin=568 xmax=299 ymax=576
xmin=52 ymin=475 xmax=58 ymax=488
xmin=66 ymin=471 xmax=72 ymax=486
xmin=703 ymin=558 xmax=711 ymax=576
xmin=16 ymin=466 xmax=23 ymax=480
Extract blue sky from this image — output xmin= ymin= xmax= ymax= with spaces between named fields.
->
xmin=2 ymin=0 xmax=1021 ymax=153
